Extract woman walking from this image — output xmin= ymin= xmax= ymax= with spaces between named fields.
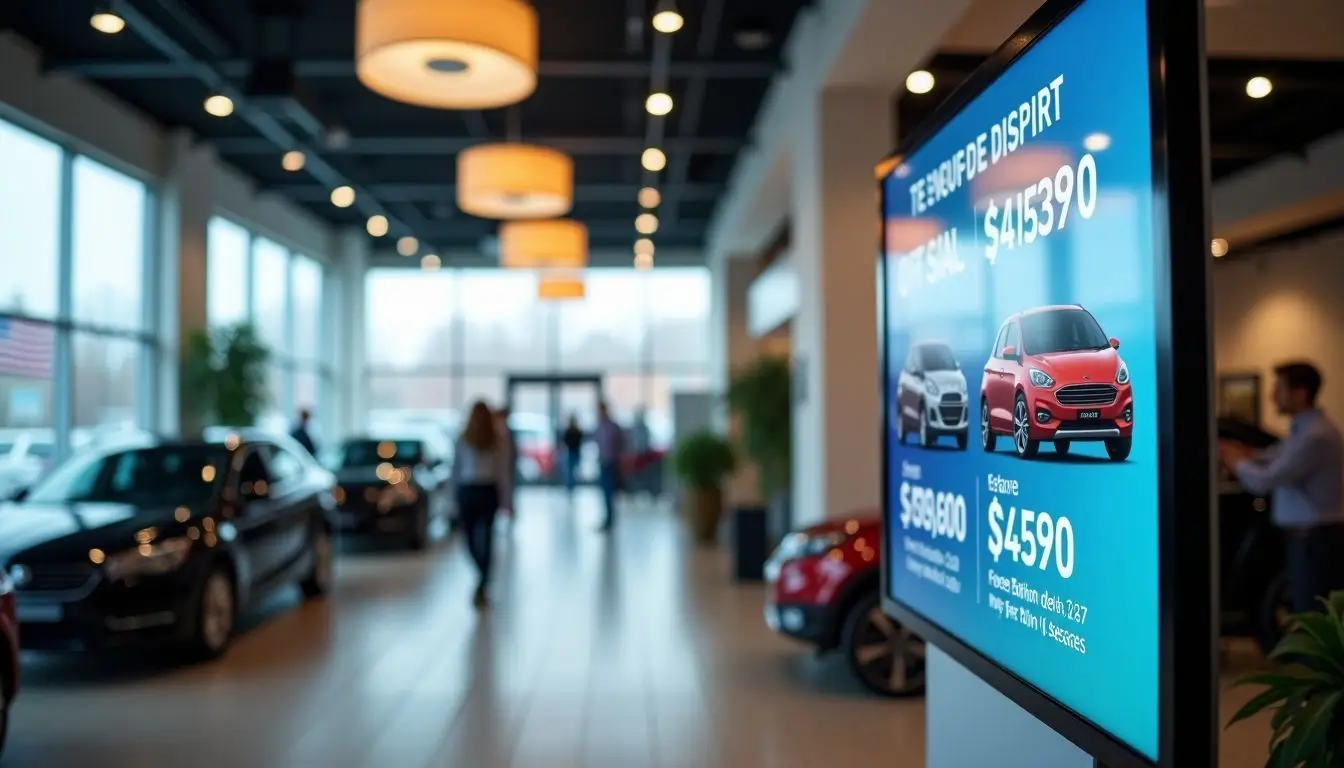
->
xmin=452 ymin=401 xmax=512 ymax=608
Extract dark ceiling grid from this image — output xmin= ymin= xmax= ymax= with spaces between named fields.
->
xmin=661 ymin=0 xmax=726 ymax=234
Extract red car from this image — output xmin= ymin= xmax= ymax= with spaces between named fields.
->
xmin=980 ymin=304 xmax=1133 ymax=461
xmin=0 ymin=568 xmax=17 ymax=758
xmin=765 ymin=513 xmax=925 ymax=697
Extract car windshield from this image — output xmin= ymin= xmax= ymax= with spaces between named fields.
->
xmin=26 ymin=445 xmax=228 ymax=506
xmin=1020 ymin=309 xmax=1109 ymax=355
xmin=341 ymin=439 xmax=424 ymax=467
xmin=918 ymin=345 xmax=958 ymax=371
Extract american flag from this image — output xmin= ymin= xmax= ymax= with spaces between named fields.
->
xmin=0 ymin=317 xmax=55 ymax=380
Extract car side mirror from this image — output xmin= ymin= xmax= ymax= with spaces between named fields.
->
xmin=1109 ymin=337 xmax=1121 ymax=349
xmin=1001 ymin=345 xmax=1018 ymax=358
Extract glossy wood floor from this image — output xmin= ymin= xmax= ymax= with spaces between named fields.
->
xmin=5 ymin=488 xmax=1275 ymax=767
xmin=6 ymin=489 xmax=924 ymax=768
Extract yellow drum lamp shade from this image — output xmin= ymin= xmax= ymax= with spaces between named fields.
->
xmin=356 ymin=0 xmax=539 ymax=110
xmin=499 ymin=219 xmax=588 ymax=269
xmin=458 ymin=144 xmax=574 ymax=220
xmin=537 ymin=274 xmax=586 ymax=300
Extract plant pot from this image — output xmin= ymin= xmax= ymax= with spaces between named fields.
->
xmin=684 ymin=486 xmax=724 ymax=544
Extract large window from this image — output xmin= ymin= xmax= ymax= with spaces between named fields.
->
xmin=458 ymin=271 xmax=554 ymax=370
xmin=555 ymin=272 xmax=648 ymax=371
xmin=72 ymin=157 xmax=148 ymax=331
xmin=291 ymin=254 xmax=323 ymax=363
xmin=0 ymin=121 xmax=61 ymax=320
xmin=207 ymin=217 xmax=250 ymax=328
xmin=365 ymin=270 xmax=455 ymax=370
xmin=251 ymin=237 xmax=290 ymax=355
xmin=648 ymin=269 xmax=711 ymax=367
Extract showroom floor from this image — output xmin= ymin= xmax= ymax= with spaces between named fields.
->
xmin=6 ymin=489 xmax=1273 ymax=767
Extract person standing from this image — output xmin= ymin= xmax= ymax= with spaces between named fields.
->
xmin=1220 ymin=361 xmax=1344 ymax=615
xmin=452 ymin=401 xmax=511 ymax=608
xmin=290 ymin=408 xmax=317 ymax=457
xmin=595 ymin=402 xmax=625 ymax=532
xmin=493 ymin=406 xmax=516 ymax=518
xmin=562 ymin=415 xmax=584 ymax=497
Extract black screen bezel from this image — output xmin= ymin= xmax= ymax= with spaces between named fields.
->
xmin=875 ymin=0 xmax=1216 ymax=765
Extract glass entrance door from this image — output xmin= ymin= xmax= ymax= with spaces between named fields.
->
xmin=505 ymin=375 xmax=603 ymax=486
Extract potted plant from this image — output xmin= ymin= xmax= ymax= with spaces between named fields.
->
xmin=725 ymin=355 xmax=792 ymax=531
xmin=1228 ymin=591 xmax=1344 ymax=767
xmin=671 ymin=430 xmax=737 ymax=544
xmin=181 ymin=323 xmax=271 ymax=431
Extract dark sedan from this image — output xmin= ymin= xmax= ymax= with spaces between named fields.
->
xmin=0 ymin=432 xmax=335 ymax=659
xmin=332 ymin=435 xmax=452 ymax=550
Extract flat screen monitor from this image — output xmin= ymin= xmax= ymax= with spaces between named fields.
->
xmin=877 ymin=0 xmax=1213 ymax=764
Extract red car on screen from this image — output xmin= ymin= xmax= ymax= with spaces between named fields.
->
xmin=980 ymin=305 xmax=1133 ymax=461
xmin=0 ymin=568 xmax=17 ymax=758
xmin=764 ymin=513 xmax=925 ymax=698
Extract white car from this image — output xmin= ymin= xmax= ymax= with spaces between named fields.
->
xmin=0 ymin=430 xmax=55 ymax=499
xmin=895 ymin=341 xmax=970 ymax=450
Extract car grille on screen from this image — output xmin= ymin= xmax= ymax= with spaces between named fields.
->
xmin=1055 ymin=384 xmax=1118 ymax=406
xmin=938 ymin=394 xmax=965 ymax=424
xmin=22 ymin=563 xmax=96 ymax=592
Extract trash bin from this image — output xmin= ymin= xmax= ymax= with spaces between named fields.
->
xmin=732 ymin=505 xmax=769 ymax=582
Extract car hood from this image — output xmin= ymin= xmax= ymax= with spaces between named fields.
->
xmin=1029 ymin=348 xmax=1120 ymax=383
xmin=0 ymin=502 xmax=196 ymax=565
xmin=924 ymin=369 xmax=966 ymax=392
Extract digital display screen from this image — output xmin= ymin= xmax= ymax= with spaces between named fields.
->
xmin=880 ymin=0 xmax=1158 ymax=758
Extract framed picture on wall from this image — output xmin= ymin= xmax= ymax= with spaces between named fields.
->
xmin=1217 ymin=372 xmax=1261 ymax=425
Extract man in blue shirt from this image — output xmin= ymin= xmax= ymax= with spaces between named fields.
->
xmin=1221 ymin=361 xmax=1344 ymax=614
xmin=595 ymin=402 xmax=625 ymax=532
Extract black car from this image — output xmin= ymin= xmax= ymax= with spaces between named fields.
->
xmin=332 ymin=435 xmax=452 ymax=549
xmin=1217 ymin=417 xmax=1289 ymax=654
xmin=0 ymin=432 xmax=335 ymax=659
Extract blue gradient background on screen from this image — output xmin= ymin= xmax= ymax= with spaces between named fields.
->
xmin=880 ymin=0 xmax=1158 ymax=758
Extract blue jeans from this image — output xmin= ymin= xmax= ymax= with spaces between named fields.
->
xmin=565 ymin=450 xmax=580 ymax=494
xmin=599 ymin=462 xmax=619 ymax=528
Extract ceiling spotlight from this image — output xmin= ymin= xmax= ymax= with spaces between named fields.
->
xmin=642 ymin=148 xmax=667 ymax=172
xmin=1082 ymin=133 xmax=1111 ymax=152
xmin=330 ymin=185 xmax=356 ymax=208
xmin=635 ymin=213 xmax=659 ymax=235
xmin=1211 ymin=238 xmax=1229 ymax=258
xmin=638 ymin=187 xmax=661 ymax=209
xmin=281 ymin=150 xmax=306 ymax=172
xmin=635 ymin=238 xmax=655 ymax=256
xmin=905 ymin=70 xmax=935 ymax=95
xmin=646 ymin=92 xmax=674 ymax=116
xmin=203 ymin=94 xmax=235 ymax=117
xmin=90 ymin=9 xmax=126 ymax=34
xmin=397 ymin=236 xmax=419 ymax=256
xmin=1245 ymin=76 xmax=1273 ymax=99
xmin=421 ymin=253 xmax=441 ymax=271
xmin=367 ymin=215 xmax=389 ymax=237
xmin=652 ymin=1 xmax=684 ymax=34
xmin=733 ymin=22 xmax=772 ymax=51
xmin=325 ymin=126 xmax=352 ymax=150
xmin=634 ymin=252 xmax=654 ymax=271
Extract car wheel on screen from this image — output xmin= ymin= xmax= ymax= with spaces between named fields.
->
xmin=895 ymin=409 xmax=906 ymax=444
xmin=190 ymin=564 xmax=236 ymax=659
xmin=1105 ymin=437 xmax=1132 ymax=462
xmin=1012 ymin=395 xmax=1040 ymax=458
xmin=980 ymin=400 xmax=996 ymax=453
xmin=955 ymin=431 xmax=968 ymax=451
xmin=1054 ymin=440 xmax=1071 ymax=455
xmin=919 ymin=406 xmax=935 ymax=448
xmin=841 ymin=591 xmax=926 ymax=698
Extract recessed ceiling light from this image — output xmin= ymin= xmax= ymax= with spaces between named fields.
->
xmin=635 ymin=213 xmax=659 ymax=235
xmin=642 ymin=148 xmax=667 ymax=172
xmin=330 ymin=185 xmax=356 ymax=208
xmin=635 ymin=238 xmax=655 ymax=256
xmin=421 ymin=253 xmax=441 ymax=271
xmin=367 ymin=215 xmax=389 ymax=237
xmin=638 ymin=187 xmax=661 ymax=209
xmin=1083 ymin=133 xmax=1111 ymax=152
xmin=397 ymin=236 xmax=419 ymax=256
xmin=1245 ymin=76 xmax=1273 ymax=99
xmin=646 ymin=92 xmax=674 ymax=116
xmin=652 ymin=2 xmax=684 ymax=34
xmin=90 ymin=9 xmax=126 ymax=34
xmin=1211 ymin=238 xmax=1229 ymax=258
xmin=203 ymin=94 xmax=234 ymax=117
xmin=905 ymin=70 xmax=935 ymax=95
xmin=634 ymin=252 xmax=654 ymax=271
xmin=733 ymin=26 xmax=772 ymax=51
xmin=281 ymin=150 xmax=306 ymax=172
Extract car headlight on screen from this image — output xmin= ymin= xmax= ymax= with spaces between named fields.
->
xmin=1029 ymin=368 xmax=1055 ymax=388
xmin=104 ymin=537 xmax=192 ymax=582
xmin=1116 ymin=361 xmax=1130 ymax=385
xmin=925 ymin=378 xmax=940 ymax=396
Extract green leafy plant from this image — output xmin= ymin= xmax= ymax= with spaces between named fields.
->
xmin=181 ymin=323 xmax=271 ymax=428
xmin=671 ymin=430 xmax=737 ymax=490
xmin=724 ymin=355 xmax=792 ymax=498
xmin=1229 ymin=591 xmax=1344 ymax=768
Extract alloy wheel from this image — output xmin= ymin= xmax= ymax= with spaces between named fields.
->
xmin=919 ymin=407 xmax=928 ymax=445
xmin=200 ymin=572 xmax=235 ymax=652
xmin=1013 ymin=399 xmax=1030 ymax=454
xmin=980 ymin=403 xmax=990 ymax=445
xmin=853 ymin=607 xmax=926 ymax=694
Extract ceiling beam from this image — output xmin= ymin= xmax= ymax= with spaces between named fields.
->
xmin=43 ymin=57 xmax=777 ymax=81
xmin=268 ymin=182 xmax=724 ymax=204
xmin=213 ymin=135 xmax=744 ymax=156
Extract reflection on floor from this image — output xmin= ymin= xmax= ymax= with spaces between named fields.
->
xmin=7 ymin=489 xmax=923 ymax=768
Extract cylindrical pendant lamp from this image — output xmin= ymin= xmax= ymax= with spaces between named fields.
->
xmin=356 ymin=0 xmax=538 ymax=109
xmin=499 ymin=219 xmax=588 ymax=269
xmin=537 ymin=274 xmax=586 ymax=300
xmin=458 ymin=144 xmax=574 ymax=219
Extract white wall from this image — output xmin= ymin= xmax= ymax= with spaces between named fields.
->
xmin=1213 ymin=229 xmax=1344 ymax=435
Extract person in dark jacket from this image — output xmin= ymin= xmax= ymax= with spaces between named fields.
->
xmin=290 ymin=409 xmax=316 ymax=456
xmin=562 ymin=415 xmax=584 ymax=496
